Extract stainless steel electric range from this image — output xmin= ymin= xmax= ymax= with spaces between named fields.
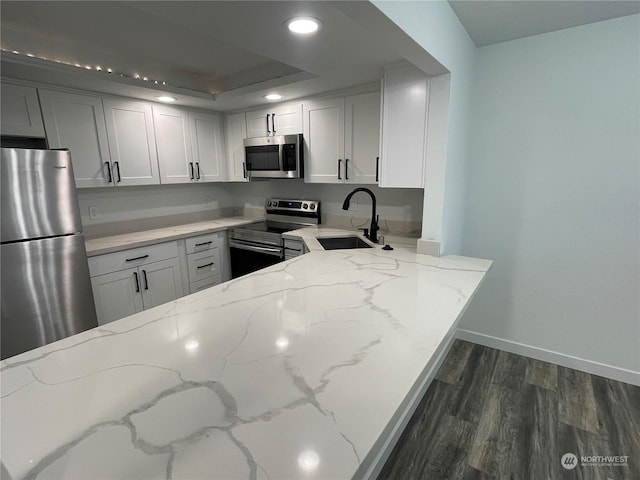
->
xmin=229 ymin=199 xmax=321 ymax=278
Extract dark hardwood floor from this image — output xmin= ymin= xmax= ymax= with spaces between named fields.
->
xmin=380 ymin=341 xmax=640 ymax=480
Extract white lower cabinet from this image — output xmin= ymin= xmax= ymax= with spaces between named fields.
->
xmin=183 ymin=232 xmax=225 ymax=294
xmin=91 ymin=267 xmax=144 ymax=324
xmin=284 ymin=238 xmax=307 ymax=259
xmin=89 ymin=242 xmax=183 ymax=325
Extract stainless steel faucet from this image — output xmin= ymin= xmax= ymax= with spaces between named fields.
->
xmin=342 ymin=187 xmax=380 ymax=243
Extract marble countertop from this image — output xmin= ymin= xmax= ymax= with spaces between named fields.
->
xmin=85 ymin=217 xmax=259 ymax=256
xmin=1 ymin=242 xmax=491 ymax=480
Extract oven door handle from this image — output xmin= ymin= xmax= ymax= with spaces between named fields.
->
xmin=229 ymin=240 xmax=283 ymax=257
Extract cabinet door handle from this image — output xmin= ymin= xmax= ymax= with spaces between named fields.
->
xmin=242 ymin=162 xmax=247 ymax=178
xmin=105 ymin=162 xmax=113 ymax=183
xmin=196 ymin=262 xmax=214 ymax=269
xmin=114 ymin=161 xmax=121 ymax=183
xmin=284 ymin=247 xmax=302 ymax=252
xmin=189 ymin=162 xmax=194 ymax=180
xmin=345 ymin=159 xmax=349 ymax=180
xmin=133 ymin=272 xmax=140 ymax=292
xmin=195 ymin=162 xmax=201 ymax=179
xmin=142 ymin=270 xmax=149 ymax=290
xmin=375 ymin=156 xmax=379 ymax=182
xmin=337 ymin=159 xmax=342 ymax=179
xmin=125 ymin=254 xmax=149 ymax=262
xmin=271 ymin=113 xmax=276 ymax=135
xmin=266 ymin=115 xmax=270 ymax=135
xmin=195 ymin=241 xmax=212 ymax=247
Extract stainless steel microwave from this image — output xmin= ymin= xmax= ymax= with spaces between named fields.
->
xmin=243 ymin=134 xmax=303 ymax=179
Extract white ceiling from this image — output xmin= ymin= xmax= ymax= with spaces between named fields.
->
xmin=2 ymin=1 xmax=638 ymax=111
xmin=0 ymin=1 xmax=445 ymax=111
xmin=449 ymin=0 xmax=640 ymax=46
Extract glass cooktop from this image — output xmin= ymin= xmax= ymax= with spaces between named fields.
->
xmin=241 ymin=222 xmax=301 ymax=235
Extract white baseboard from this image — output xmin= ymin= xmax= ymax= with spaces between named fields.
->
xmin=456 ymin=329 xmax=640 ymax=387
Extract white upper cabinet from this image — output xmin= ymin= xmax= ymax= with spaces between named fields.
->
xmin=1 ymin=83 xmax=45 ymax=137
xmin=344 ymin=92 xmax=380 ymax=184
xmin=153 ymin=105 xmax=226 ymax=184
xmin=189 ymin=111 xmax=225 ymax=182
xmin=379 ymin=63 xmax=428 ymax=188
xmin=103 ymin=98 xmax=160 ymax=186
xmin=39 ymin=89 xmax=112 ymax=188
xmin=304 ymin=92 xmax=380 ymax=184
xmin=246 ymin=103 xmax=302 ymax=138
xmin=225 ymin=112 xmax=249 ymax=182
xmin=304 ymin=97 xmax=345 ymax=184
xmin=152 ymin=105 xmax=194 ymax=184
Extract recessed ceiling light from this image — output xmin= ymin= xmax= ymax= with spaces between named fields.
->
xmin=265 ymin=93 xmax=283 ymax=100
xmin=156 ymin=95 xmax=177 ymax=103
xmin=286 ymin=17 xmax=322 ymax=35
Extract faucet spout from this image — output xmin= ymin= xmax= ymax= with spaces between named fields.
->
xmin=342 ymin=187 xmax=380 ymax=243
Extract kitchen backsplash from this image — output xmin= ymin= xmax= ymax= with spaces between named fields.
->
xmin=228 ymin=180 xmax=423 ymax=236
xmin=78 ymin=180 xmax=423 ymax=238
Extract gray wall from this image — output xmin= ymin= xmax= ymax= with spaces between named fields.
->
xmin=460 ymin=15 xmax=640 ymax=376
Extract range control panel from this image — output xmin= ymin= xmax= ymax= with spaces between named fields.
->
xmin=265 ymin=198 xmax=320 ymax=213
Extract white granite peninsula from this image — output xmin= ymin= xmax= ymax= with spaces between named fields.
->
xmin=0 ymin=244 xmax=491 ymax=480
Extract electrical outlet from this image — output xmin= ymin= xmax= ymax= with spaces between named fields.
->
xmin=88 ymin=206 xmax=98 ymax=219
xmin=348 ymin=199 xmax=358 ymax=212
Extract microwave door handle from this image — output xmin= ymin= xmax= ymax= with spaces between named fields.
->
xmin=278 ymin=143 xmax=284 ymax=172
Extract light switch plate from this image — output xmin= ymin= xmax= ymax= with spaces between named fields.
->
xmin=88 ymin=206 xmax=99 ymax=219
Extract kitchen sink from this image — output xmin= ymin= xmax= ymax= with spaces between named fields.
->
xmin=317 ymin=236 xmax=373 ymax=250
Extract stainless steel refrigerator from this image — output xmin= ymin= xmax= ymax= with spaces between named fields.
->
xmin=1 ymin=148 xmax=98 ymax=360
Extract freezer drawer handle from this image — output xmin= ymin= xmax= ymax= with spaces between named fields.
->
xmin=142 ymin=270 xmax=149 ymax=290
xmin=133 ymin=272 xmax=140 ymax=292
xmin=197 ymin=262 xmax=214 ymax=269
xmin=195 ymin=241 xmax=212 ymax=247
xmin=125 ymin=254 xmax=149 ymax=262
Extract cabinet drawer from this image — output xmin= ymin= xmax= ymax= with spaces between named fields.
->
xmin=187 ymin=249 xmax=221 ymax=283
xmin=189 ymin=275 xmax=222 ymax=294
xmin=185 ymin=233 xmax=219 ymax=254
xmin=89 ymin=241 xmax=178 ymax=277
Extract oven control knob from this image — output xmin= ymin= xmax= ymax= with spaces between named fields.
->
xmin=310 ymin=204 xmax=316 ymax=210
xmin=303 ymin=203 xmax=308 ymax=209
